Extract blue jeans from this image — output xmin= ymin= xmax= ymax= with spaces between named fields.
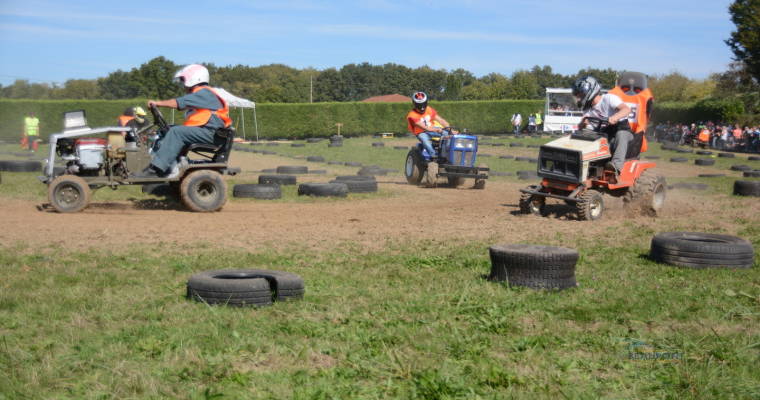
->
xmin=151 ymin=125 xmax=215 ymax=171
xmin=417 ymin=131 xmax=443 ymax=158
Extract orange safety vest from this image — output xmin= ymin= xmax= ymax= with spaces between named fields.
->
xmin=118 ymin=115 xmax=135 ymax=127
xmin=406 ymin=107 xmax=438 ymax=135
xmin=698 ymin=129 xmax=710 ymax=143
xmin=183 ymin=86 xmax=232 ymax=128
xmin=609 ymin=86 xmax=653 ymax=152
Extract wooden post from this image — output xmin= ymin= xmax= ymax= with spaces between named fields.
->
xmin=336 ymin=123 xmax=343 ymax=136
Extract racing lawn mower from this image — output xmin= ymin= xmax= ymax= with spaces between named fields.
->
xmin=518 ymin=117 xmax=666 ymax=220
xmin=40 ymin=106 xmax=238 ymax=213
xmin=405 ymin=128 xmax=489 ymax=189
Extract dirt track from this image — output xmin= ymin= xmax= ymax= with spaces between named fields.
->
xmin=1 ymin=158 xmax=756 ymax=253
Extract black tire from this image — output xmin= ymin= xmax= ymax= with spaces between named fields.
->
xmin=730 ymin=164 xmax=751 ymax=171
xmin=276 ymin=165 xmax=308 ymax=174
xmin=327 ymin=161 xmax=343 ymax=165
xmin=327 ymin=143 xmax=342 ymax=148
xmin=306 ymin=156 xmax=325 ymax=162
xmin=358 ymin=166 xmax=386 ymax=176
xmin=491 ymin=143 xmax=504 ymax=147
xmin=734 ymin=180 xmax=760 ymax=196
xmin=265 ymin=142 xmax=279 ymax=146
xmin=309 ymin=169 xmax=327 ymax=174
xmin=650 ymin=232 xmax=754 ymax=269
xmin=718 ymin=152 xmax=735 ymax=158
xmin=371 ymin=142 xmax=385 ymax=147
xmin=344 ymin=161 xmax=362 ymax=167
xmin=676 ymin=148 xmax=693 ymax=154
xmin=518 ymin=186 xmax=545 ymax=216
xmin=188 ymin=269 xmax=304 ymax=304
xmin=297 ymin=182 xmax=349 ymax=197
xmin=488 ymin=244 xmax=578 ymax=290
xmin=576 ymin=190 xmax=603 ymax=221
xmin=48 ymin=175 xmax=91 ymax=213
xmin=743 ymin=170 xmax=760 ymax=178
xmin=499 ymin=155 xmax=514 ymax=160
xmin=479 ymin=153 xmax=492 ymax=158
xmin=179 ymin=170 xmax=227 ymax=212
xmin=748 ymin=156 xmax=760 ymax=161
xmin=698 ymin=174 xmax=725 ymax=178
xmin=404 ymin=149 xmax=425 ymax=185
xmin=394 ymin=146 xmax=408 ymax=150
xmin=306 ymin=138 xmax=322 ymax=143
xmin=261 ymin=150 xmax=277 ymax=155
xmin=670 ymin=157 xmax=688 ymax=163
xmin=0 ymin=160 xmax=42 ymax=172
xmin=694 ymin=158 xmax=715 ymax=166
xmin=515 ymin=156 xmax=530 ymax=162
xmin=233 ymin=184 xmax=282 ymax=199
xmin=509 ymin=143 xmax=524 ymax=147
xmin=329 ymin=179 xmax=377 ymax=193
xmin=258 ymin=174 xmax=296 ymax=185
xmin=696 ymin=150 xmax=713 ymax=156
xmin=187 ymin=270 xmax=272 ymax=307
xmin=644 ymin=156 xmax=660 ymax=160
xmin=291 ymin=143 xmax=305 ymax=147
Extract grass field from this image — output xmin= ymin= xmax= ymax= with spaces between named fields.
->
xmin=0 ymin=135 xmax=759 ymax=399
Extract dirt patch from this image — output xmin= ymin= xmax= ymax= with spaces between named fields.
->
xmin=1 ymin=151 xmax=757 ymax=253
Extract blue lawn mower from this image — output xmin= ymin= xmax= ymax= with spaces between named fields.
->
xmin=404 ymin=128 xmax=489 ymax=188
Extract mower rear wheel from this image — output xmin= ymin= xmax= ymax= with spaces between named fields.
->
xmin=48 ymin=175 xmax=91 ymax=213
xmin=180 ymin=170 xmax=227 ymax=212
xmin=576 ymin=190 xmax=603 ymax=221
xmin=404 ymin=149 xmax=425 ymax=185
xmin=625 ymin=169 xmax=666 ymax=216
xmin=519 ymin=187 xmax=545 ymax=216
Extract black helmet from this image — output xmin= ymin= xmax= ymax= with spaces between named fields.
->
xmin=617 ymin=71 xmax=648 ymax=95
xmin=412 ymin=91 xmax=428 ymax=113
xmin=123 ymin=107 xmax=135 ymax=117
xmin=572 ymin=76 xmax=601 ymax=111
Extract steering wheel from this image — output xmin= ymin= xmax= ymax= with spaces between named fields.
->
xmin=582 ymin=117 xmax=610 ymax=132
xmin=149 ymin=104 xmax=170 ymax=135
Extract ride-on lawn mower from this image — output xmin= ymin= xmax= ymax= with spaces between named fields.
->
xmin=518 ymin=117 xmax=666 ymax=220
xmin=405 ymin=128 xmax=489 ymax=189
xmin=40 ymin=106 xmax=238 ymax=213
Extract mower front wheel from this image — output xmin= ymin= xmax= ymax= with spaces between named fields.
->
xmin=473 ymin=163 xmax=488 ymax=189
xmin=48 ymin=175 xmax=91 ymax=213
xmin=519 ymin=187 xmax=545 ymax=216
xmin=576 ymin=190 xmax=604 ymax=221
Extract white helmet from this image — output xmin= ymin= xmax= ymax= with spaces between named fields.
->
xmin=173 ymin=64 xmax=209 ymax=88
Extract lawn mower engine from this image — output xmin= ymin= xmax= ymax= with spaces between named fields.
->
xmin=57 ymin=137 xmax=108 ymax=176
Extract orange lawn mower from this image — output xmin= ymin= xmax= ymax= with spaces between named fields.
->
xmin=518 ymin=117 xmax=666 ymax=220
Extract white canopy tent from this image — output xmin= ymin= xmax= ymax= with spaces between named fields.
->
xmin=171 ymin=87 xmax=259 ymax=141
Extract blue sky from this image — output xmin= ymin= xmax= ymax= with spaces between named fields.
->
xmin=0 ymin=0 xmax=736 ymax=86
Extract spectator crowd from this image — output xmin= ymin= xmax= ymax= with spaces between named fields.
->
xmin=653 ymin=121 xmax=760 ymax=153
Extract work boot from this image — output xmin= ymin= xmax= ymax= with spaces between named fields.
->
xmin=604 ymin=161 xmax=620 ymax=176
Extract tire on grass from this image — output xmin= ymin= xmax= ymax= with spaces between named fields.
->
xmin=276 ymin=165 xmax=308 ymax=174
xmin=329 ymin=179 xmax=377 ymax=193
xmin=733 ymin=180 xmax=760 ymax=197
xmin=670 ymin=157 xmax=688 ymax=163
xmin=694 ymin=158 xmax=715 ymax=166
xmin=297 ymin=182 xmax=349 ymax=197
xmin=233 ymin=184 xmax=282 ymax=199
xmin=650 ymin=232 xmax=754 ymax=269
xmin=718 ymin=152 xmax=735 ymax=158
xmin=488 ymin=244 xmax=578 ymax=290
xmin=742 ymin=170 xmax=760 ymax=178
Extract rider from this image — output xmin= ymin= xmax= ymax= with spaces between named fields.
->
xmin=573 ymin=76 xmax=632 ymax=175
xmin=406 ymin=91 xmax=452 ymax=160
xmin=133 ymin=64 xmax=231 ymax=178
xmin=117 ymin=106 xmax=149 ymax=143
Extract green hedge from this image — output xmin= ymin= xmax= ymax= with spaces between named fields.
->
xmin=0 ymin=99 xmax=543 ymax=141
xmin=652 ymin=98 xmax=746 ymax=124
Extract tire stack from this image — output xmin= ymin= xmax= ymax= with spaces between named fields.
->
xmin=488 ymin=244 xmax=579 ymax=290
xmin=187 ymin=269 xmax=305 ymax=307
xmin=328 ymin=135 xmax=343 ymax=147
xmin=233 ymin=184 xmax=281 ymax=199
xmin=650 ymin=232 xmax=754 ymax=269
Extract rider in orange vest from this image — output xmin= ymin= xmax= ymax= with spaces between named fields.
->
xmin=132 ymin=64 xmax=231 ymax=178
xmin=608 ymin=71 xmax=654 ymax=156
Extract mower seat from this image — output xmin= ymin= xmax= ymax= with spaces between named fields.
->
xmin=182 ymin=127 xmax=236 ymax=163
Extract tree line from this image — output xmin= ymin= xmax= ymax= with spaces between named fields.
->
xmin=0 ymin=57 xmax=728 ymax=104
